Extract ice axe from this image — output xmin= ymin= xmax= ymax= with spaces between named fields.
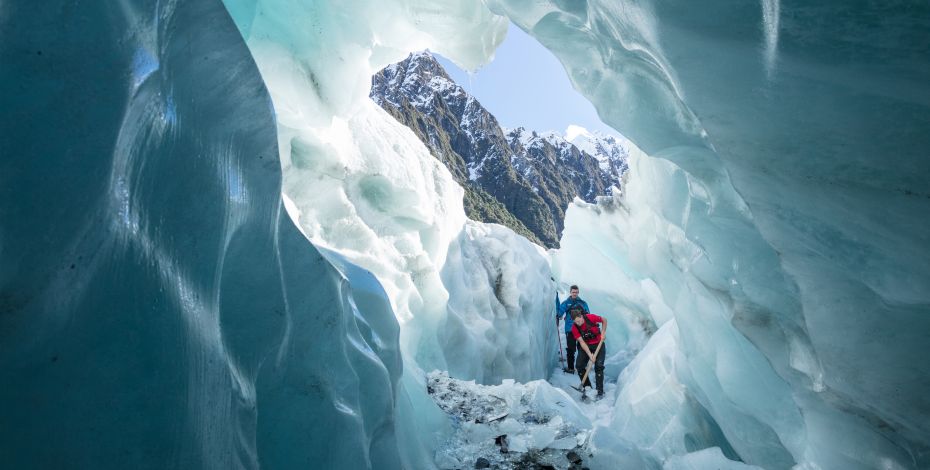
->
xmin=571 ymin=338 xmax=605 ymax=400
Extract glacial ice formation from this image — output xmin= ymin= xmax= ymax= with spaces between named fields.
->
xmin=426 ymin=371 xmax=592 ymax=469
xmin=0 ymin=1 xmax=437 ymax=468
xmin=3 ymin=0 xmax=928 ymax=469
xmin=224 ymin=0 xmax=929 ymax=467
xmin=510 ymin=1 xmax=930 ymax=468
xmin=222 ymin=0 xmax=555 ymax=387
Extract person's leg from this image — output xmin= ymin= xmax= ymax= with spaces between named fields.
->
xmin=595 ymin=344 xmax=606 ymax=394
xmin=575 ymin=350 xmax=588 ymax=386
xmin=576 ymin=349 xmax=592 ymax=388
xmin=565 ymin=332 xmax=576 ymax=371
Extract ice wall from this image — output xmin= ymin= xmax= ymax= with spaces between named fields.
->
xmin=222 ymin=0 xmax=556 ymax=386
xmin=5 ymin=0 xmax=927 ymax=468
xmin=495 ymin=1 xmax=930 ymax=468
xmin=0 ymin=1 xmax=436 ymax=468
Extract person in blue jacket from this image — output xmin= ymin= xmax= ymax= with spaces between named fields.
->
xmin=557 ymin=285 xmax=590 ymax=373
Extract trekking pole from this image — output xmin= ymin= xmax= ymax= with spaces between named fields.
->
xmin=554 ymin=291 xmax=565 ymax=368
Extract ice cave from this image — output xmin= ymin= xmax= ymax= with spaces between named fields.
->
xmin=1 ymin=0 xmax=928 ymax=469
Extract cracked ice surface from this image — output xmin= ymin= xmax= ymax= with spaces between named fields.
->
xmin=428 ymin=371 xmax=595 ymax=469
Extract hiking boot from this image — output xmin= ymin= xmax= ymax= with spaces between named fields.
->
xmin=596 ymin=391 xmax=605 ymax=400
xmin=564 ymin=368 xmax=576 ymax=374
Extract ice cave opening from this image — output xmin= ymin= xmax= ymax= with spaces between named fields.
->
xmin=227 ymin=1 xmax=925 ymax=468
xmin=359 ymin=26 xmax=668 ymax=468
xmin=223 ymin=1 xmax=930 ymax=468
xmin=2 ymin=1 xmax=928 ymax=470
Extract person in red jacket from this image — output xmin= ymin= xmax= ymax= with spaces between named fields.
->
xmin=570 ymin=308 xmax=608 ymax=398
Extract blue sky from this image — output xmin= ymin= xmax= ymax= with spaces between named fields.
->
xmin=434 ymin=22 xmax=619 ymax=137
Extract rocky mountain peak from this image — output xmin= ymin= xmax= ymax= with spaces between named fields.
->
xmin=372 ymin=51 xmax=464 ymax=112
xmin=371 ymin=51 xmax=629 ymax=248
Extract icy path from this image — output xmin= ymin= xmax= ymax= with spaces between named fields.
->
xmin=427 ymin=365 xmax=622 ymax=470
xmin=546 ymin=367 xmax=620 ymax=430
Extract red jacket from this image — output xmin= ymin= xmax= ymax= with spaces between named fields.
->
xmin=571 ymin=313 xmax=604 ymax=345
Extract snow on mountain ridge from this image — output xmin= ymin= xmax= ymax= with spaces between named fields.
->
xmin=504 ymin=126 xmax=629 ymax=188
xmin=371 ymin=51 xmax=628 ymax=247
xmin=565 ymin=126 xmax=630 ymax=179
xmin=374 ymin=52 xmax=630 ymax=188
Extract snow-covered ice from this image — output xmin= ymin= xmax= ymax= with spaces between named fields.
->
xmin=427 ymin=371 xmax=595 ymax=469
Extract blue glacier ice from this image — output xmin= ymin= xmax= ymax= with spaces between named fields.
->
xmin=518 ymin=1 xmax=930 ymax=468
xmin=2 ymin=0 xmax=928 ymax=469
xmin=0 ymin=1 xmax=439 ymax=468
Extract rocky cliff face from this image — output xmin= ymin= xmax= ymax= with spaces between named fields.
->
xmin=371 ymin=51 xmax=627 ymax=248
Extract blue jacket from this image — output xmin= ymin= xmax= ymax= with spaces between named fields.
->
xmin=557 ymin=297 xmax=590 ymax=332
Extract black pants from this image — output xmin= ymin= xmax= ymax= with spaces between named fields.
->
xmin=565 ymin=332 xmax=577 ymax=369
xmin=575 ymin=343 xmax=606 ymax=393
